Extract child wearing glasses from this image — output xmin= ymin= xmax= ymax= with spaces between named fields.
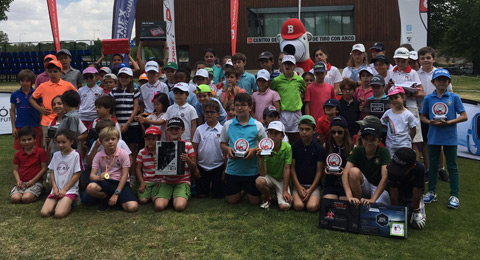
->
xmin=78 ymin=67 xmax=104 ymax=130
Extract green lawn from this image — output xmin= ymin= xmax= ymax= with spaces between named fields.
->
xmin=0 ymin=134 xmax=479 ymax=259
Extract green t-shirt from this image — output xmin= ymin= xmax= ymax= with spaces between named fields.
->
xmin=265 ymin=141 xmax=292 ymax=180
xmin=270 ymin=73 xmax=306 ymax=111
xmin=347 ymin=146 xmax=390 ymax=186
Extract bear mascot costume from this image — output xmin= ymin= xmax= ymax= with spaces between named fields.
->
xmin=277 ymin=18 xmax=314 ymax=74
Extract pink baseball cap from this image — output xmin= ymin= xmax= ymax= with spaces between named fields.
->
xmin=387 ymin=86 xmax=405 ymax=97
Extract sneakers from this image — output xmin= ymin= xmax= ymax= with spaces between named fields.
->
xmin=448 ymin=196 xmax=459 ymax=209
xmin=97 ymin=198 xmax=109 ymax=212
xmin=423 ymin=192 xmax=437 ymax=203
xmin=260 ymin=198 xmax=271 ymax=209
xmin=439 ymin=168 xmax=449 ymax=182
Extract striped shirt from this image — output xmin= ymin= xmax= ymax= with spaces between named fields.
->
xmin=161 ymin=141 xmax=195 ymax=185
xmin=109 ymin=88 xmax=140 ymax=126
xmin=137 ymin=146 xmax=162 ymax=183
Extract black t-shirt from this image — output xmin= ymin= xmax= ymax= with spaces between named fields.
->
xmin=339 ymin=97 xmax=361 ymax=137
xmin=388 ymin=162 xmax=425 ymax=201
xmin=292 ymin=139 xmax=326 ymax=185
xmin=324 ymin=142 xmax=350 ymax=187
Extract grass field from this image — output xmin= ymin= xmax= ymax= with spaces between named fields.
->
xmin=0 ymin=141 xmax=479 ymax=259
xmin=0 ymin=75 xmax=479 ymax=259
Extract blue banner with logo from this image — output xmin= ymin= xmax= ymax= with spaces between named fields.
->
xmin=112 ymin=0 xmax=138 ymax=39
xmin=457 ymin=99 xmax=480 ymax=160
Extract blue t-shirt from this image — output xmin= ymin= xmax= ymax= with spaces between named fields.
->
xmin=237 ymin=71 xmax=257 ymax=94
xmin=212 ymin=65 xmax=224 ymax=84
xmin=421 ymin=90 xmax=465 ymax=146
xmin=194 ymin=97 xmax=227 ymax=125
xmin=292 ymin=139 xmax=326 ymax=185
xmin=220 ymin=117 xmax=266 ymax=176
xmin=10 ymin=88 xmax=41 ymax=127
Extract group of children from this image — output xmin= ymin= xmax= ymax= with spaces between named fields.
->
xmin=9 ymin=44 xmax=467 ymax=231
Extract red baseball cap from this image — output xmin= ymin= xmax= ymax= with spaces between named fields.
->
xmin=281 ymin=18 xmax=306 ymax=40
xmin=44 ymin=59 xmax=62 ymax=70
xmin=144 ymin=126 xmax=161 ymax=136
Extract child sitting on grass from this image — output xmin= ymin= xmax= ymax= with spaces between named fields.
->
xmin=11 ymin=126 xmax=47 ymax=204
xmin=40 ymin=130 xmax=82 ymax=218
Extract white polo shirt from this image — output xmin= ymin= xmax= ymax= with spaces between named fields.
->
xmin=165 ymin=102 xmax=198 ymax=141
xmin=192 ymin=122 xmax=224 ymax=170
xmin=78 ymin=84 xmax=104 ymax=121
xmin=391 ymin=66 xmax=422 ymax=108
xmin=139 ymin=80 xmax=169 ymax=113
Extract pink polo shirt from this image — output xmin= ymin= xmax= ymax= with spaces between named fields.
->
xmin=252 ymin=88 xmax=280 ymax=120
xmin=92 ymin=147 xmax=131 ymax=181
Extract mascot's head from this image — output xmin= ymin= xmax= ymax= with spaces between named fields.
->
xmin=277 ymin=18 xmax=313 ymax=63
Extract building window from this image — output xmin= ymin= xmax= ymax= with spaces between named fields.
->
xmin=248 ymin=5 xmax=354 ymax=37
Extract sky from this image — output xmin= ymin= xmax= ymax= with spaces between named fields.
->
xmin=0 ymin=0 xmax=120 ymax=43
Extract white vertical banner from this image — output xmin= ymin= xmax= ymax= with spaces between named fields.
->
xmin=398 ymin=0 xmax=428 ymax=50
xmin=163 ymin=0 xmax=177 ymax=63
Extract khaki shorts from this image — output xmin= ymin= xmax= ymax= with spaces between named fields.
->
xmin=257 ymin=175 xmax=291 ymax=206
xmin=292 ymin=184 xmax=321 ymax=199
xmin=407 ymin=107 xmax=423 ymax=143
xmin=10 ymin=182 xmax=43 ymax=198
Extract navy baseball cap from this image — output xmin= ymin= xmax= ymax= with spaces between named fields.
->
xmin=371 ymin=55 xmax=390 ymax=65
xmin=361 ymin=124 xmax=381 ymax=138
xmin=313 ymin=62 xmax=327 ymax=73
xmin=258 ymin=51 xmax=274 ymax=60
xmin=370 ymin=75 xmax=385 ymax=86
xmin=387 ymin=148 xmax=417 ymax=177
xmin=263 ymin=105 xmax=280 ymax=118
xmin=370 ymin=42 xmax=385 ymax=50
xmin=330 ymin=116 xmax=348 ymax=128
xmin=432 ymin=68 xmax=451 ymax=80
xmin=167 ymin=117 xmax=185 ymax=129
xmin=323 ymin=99 xmax=340 ymax=108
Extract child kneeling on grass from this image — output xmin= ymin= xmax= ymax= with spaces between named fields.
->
xmin=11 ymin=126 xmax=47 ymax=204
xmin=155 ymin=117 xmax=197 ymax=212
xmin=291 ymin=115 xmax=325 ymax=212
xmin=388 ymin=148 xmax=426 ymax=230
xmin=136 ymin=127 xmax=163 ymax=208
xmin=256 ymin=121 xmax=292 ymax=211
xmin=41 ymin=130 xmax=82 ymax=218
xmin=87 ymin=127 xmax=138 ymax=212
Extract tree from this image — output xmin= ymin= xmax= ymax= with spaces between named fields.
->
xmin=0 ymin=0 xmax=13 ymax=21
xmin=428 ymin=0 xmax=458 ymax=48
xmin=440 ymin=0 xmax=480 ymax=74
xmin=0 ymin=30 xmax=7 ymax=43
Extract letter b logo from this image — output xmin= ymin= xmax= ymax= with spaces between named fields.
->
xmin=288 ymin=25 xmax=294 ymax=33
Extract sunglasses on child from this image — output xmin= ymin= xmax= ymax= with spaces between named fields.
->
xmin=331 ymin=130 xmax=344 ymax=135
xmin=204 ymin=110 xmax=217 ymax=115
xmin=83 ymin=74 xmax=95 ymax=79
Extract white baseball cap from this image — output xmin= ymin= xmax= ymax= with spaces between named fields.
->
xmin=351 ymin=43 xmax=366 ymax=53
xmin=393 ymin=47 xmax=410 ymax=59
xmin=256 ymin=69 xmax=270 ymax=81
xmin=409 ymin=51 xmax=418 ymax=60
xmin=145 ymin=60 xmax=160 ymax=72
xmin=172 ymin=82 xmax=189 ymax=92
xmin=117 ymin=67 xmax=133 ymax=77
xmin=194 ymin=69 xmax=209 ymax=79
xmin=282 ymin=55 xmax=296 ymax=64
xmin=224 ymin=59 xmax=233 ymax=67
xmin=267 ymin=121 xmax=285 ymax=134
xmin=359 ymin=66 xmax=374 ymax=76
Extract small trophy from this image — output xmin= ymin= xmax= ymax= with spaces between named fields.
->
xmin=258 ymin=138 xmax=274 ymax=156
xmin=234 ymin=139 xmax=249 ymax=158
xmin=326 ymin=153 xmax=342 ymax=174
xmin=432 ymin=102 xmax=448 ymax=121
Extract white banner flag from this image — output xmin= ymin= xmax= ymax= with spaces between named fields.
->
xmin=398 ymin=0 xmax=428 ymax=50
xmin=163 ymin=0 xmax=177 ymax=63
